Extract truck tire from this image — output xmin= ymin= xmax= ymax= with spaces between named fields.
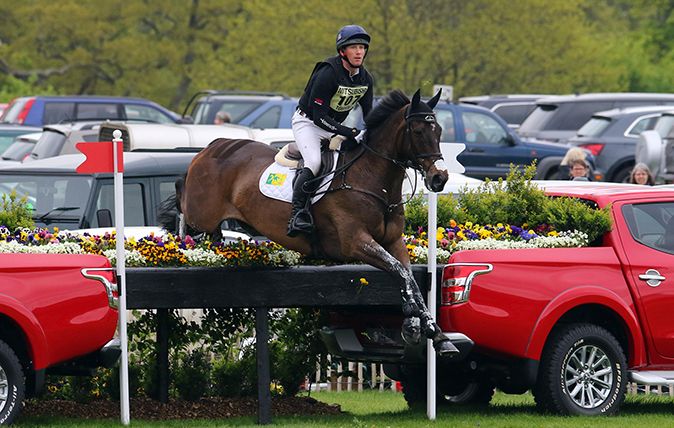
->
xmin=400 ymin=365 xmax=494 ymax=407
xmin=534 ymin=157 xmax=563 ymax=180
xmin=0 ymin=340 xmax=25 ymax=425
xmin=533 ymin=323 xmax=626 ymax=416
xmin=610 ymin=164 xmax=633 ymax=183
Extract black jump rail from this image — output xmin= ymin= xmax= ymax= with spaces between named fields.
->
xmin=126 ymin=265 xmax=431 ymax=424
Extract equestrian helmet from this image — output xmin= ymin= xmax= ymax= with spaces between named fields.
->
xmin=336 ymin=25 xmax=370 ymax=51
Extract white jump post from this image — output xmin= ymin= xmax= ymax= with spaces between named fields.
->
xmin=427 ymin=142 xmax=466 ymax=420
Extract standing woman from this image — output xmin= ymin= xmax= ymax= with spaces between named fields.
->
xmin=629 ymin=162 xmax=655 ymax=185
xmin=288 ymin=25 xmax=375 ymax=237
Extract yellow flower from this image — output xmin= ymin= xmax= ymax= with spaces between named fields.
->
xmin=436 ymin=227 xmax=445 ymax=241
xmin=548 ymin=231 xmax=559 ymax=237
xmin=465 ymin=221 xmax=473 ymax=229
xmin=359 ymin=277 xmax=369 ymax=286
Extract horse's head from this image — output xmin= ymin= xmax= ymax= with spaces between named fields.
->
xmin=403 ymin=89 xmax=448 ymax=192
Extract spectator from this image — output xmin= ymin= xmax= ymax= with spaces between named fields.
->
xmin=568 ymin=158 xmax=590 ymax=181
xmin=214 ymin=111 xmax=232 ymax=124
xmin=629 ymin=162 xmax=655 ymax=185
xmin=558 ymin=147 xmax=588 ymax=180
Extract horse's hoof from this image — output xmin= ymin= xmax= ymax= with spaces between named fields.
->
xmin=433 ymin=337 xmax=460 ymax=358
xmin=401 ymin=317 xmax=421 ymax=345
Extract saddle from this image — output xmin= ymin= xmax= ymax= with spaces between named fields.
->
xmin=274 ymin=135 xmax=347 ymax=178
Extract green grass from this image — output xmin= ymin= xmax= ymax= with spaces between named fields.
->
xmin=16 ymin=391 xmax=674 ymax=427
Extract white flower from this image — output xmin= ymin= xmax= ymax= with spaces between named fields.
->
xmin=104 ymin=249 xmax=147 ymax=267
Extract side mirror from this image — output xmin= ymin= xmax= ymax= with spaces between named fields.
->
xmin=96 ymin=209 xmax=113 ymax=227
xmin=636 ymin=130 xmax=662 ymax=176
xmin=503 ymin=134 xmax=516 ymax=146
xmin=178 ymin=116 xmax=194 ymax=124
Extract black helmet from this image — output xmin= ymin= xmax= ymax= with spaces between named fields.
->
xmin=336 ymin=25 xmax=370 ymax=51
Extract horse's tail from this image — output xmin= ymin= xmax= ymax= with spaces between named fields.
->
xmin=156 ymin=175 xmax=186 ymax=234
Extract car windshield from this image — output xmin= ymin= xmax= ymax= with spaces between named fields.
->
xmin=577 ymin=117 xmax=611 ymax=137
xmin=655 ymin=115 xmax=674 ymax=137
xmin=0 ymin=174 xmax=92 ymax=227
xmin=1 ymin=141 xmax=35 ymax=161
xmin=29 ymin=131 xmax=67 ymax=160
xmin=0 ymin=99 xmax=29 ymax=123
xmin=517 ymin=104 xmax=558 ymax=134
xmin=191 ymin=100 xmax=263 ymax=124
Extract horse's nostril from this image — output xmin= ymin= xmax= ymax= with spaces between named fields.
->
xmin=431 ymin=174 xmax=447 ymax=192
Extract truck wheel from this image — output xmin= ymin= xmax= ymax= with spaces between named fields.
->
xmin=610 ymin=164 xmax=633 ymax=183
xmin=534 ymin=323 xmax=626 ymax=416
xmin=400 ymin=365 xmax=494 ymax=406
xmin=0 ymin=340 xmax=25 ymax=425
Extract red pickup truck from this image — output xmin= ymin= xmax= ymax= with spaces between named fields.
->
xmin=322 ymin=183 xmax=674 ymax=416
xmin=0 ymin=253 xmax=119 ymax=424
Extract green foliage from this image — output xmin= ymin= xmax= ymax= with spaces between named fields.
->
xmin=404 ymin=163 xmax=613 ymax=241
xmin=458 ymin=164 xmax=548 ymax=226
xmin=542 ymin=197 xmax=612 ymax=244
xmin=211 ymin=350 xmax=257 ymax=397
xmin=0 ymin=0 xmax=661 ymax=108
xmin=174 ymin=348 xmax=211 ymax=401
xmin=0 ymin=190 xmax=34 ymax=230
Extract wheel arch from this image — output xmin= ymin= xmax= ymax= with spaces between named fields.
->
xmin=534 ymin=156 xmax=563 ymax=180
xmin=606 ymin=157 xmax=635 ymax=183
xmin=525 ymin=288 xmax=644 ymax=367
xmin=0 ymin=298 xmax=49 ymax=371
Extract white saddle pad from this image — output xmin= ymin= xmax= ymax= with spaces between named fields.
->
xmin=259 ymin=151 xmax=339 ymax=204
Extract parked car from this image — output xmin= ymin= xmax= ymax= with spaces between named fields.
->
xmin=458 ymin=94 xmax=547 ymax=128
xmin=0 ymin=152 xmax=198 ymax=230
xmin=24 ymin=122 xmax=101 ymax=163
xmin=432 ymin=101 xmax=593 ymax=180
xmin=0 ymin=252 xmax=119 ymax=424
xmin=0 ymin=95 xmax=184 ymax=126
xmin=518 ymin=93 xmax=674 ymax=144
xmin=0 ymin=124 xmax=42 ymax=153
xmin=322 ymin=182 xmax=674 ymax=416
xmin=97 ymin=122 xmax=294 ymax=151
xmin=182 ymin=91 xmax=298 ymax=128
xmin=567 ymin=105 xmax=674 ymax=182
xmin=636 ymin=110 xmax=674 ymax=182
xmin=0 ymin=131 xmax=42 ymax=165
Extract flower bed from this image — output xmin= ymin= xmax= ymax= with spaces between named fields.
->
xmin=0 ymin=223 xmax=589 ymax=267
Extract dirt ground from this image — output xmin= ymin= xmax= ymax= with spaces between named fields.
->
xmin=23 ymin=396 xmax=343 ymax=421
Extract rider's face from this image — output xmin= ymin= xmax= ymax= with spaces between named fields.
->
xmin=341 ymin=44 xmax=367 ymax=66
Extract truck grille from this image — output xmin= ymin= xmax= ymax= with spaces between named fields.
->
xmin=99 ymin=126 xmax=130 ymax=151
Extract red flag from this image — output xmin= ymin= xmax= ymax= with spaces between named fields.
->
xmin=75 ymin=141 xmax=124 ymax=173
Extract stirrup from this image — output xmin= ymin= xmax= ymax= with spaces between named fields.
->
xmin=287 ymin=209 xmax=314 ymax=237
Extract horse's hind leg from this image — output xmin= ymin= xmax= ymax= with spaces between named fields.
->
xmin=355 ymin=238 xmax=459 ymax=358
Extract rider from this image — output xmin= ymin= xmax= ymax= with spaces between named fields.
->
xmin=287 ymin=24 xmax=375 ymax=237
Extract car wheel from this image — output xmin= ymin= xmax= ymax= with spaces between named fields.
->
xmin=533 ymin=323 xmax=626 ymax=416
xmin=0 ymin=340 xmax=25 ymax=424
xmin=400 ymin=365 xmax=494 ymax=406
xmin=611 ymin=165 xmax=633 ymax=183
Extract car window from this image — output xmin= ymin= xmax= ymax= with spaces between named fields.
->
xmin=576 ymin=117 xmax=611 ymax=138
xmin=0 ymin=174 xmax=92 ymax=222
xmin=2 ymin=141 xmax=35 ymax=161
xmin=0 ymin=131 xmax=31 ymax=152
xmin=125 ymin=104 xmax=173 ymax=123
xmin=551 ymin=102 xmax=613 ymax=130
xmin=654 ymin=115 xmax=674 ymax=137
xmin=435 ymin=110 xmax=456 ymax=142
xmin=250 ymin=106 xmax=281 ymax=128
xmin=159 ymin=180 xmax=176 ymax=203
xmin=462 ymin=111 xmax=508 ymax=144
xmin=193 ymin=100 xmax=263 ymax=124
xmin=30 ymin=131 xmax=67 ymax=160
xmin=626 ymin=115 xmax=660 ymax=137
xmin=622 ymin=202 xmax=674 ymax=253
xmin=76 ymin=103 xmax=120 ymax=120
xmin=43 ymin=103 xmax=76 ymax=125
xmin=94 ymin=182 xmax=145 ymax=226
xmin=492 ymin=104 xmax=535 ymax=125
xmin=0 ymin=99 xmax=29 ymax=123
xmin=518 ymin=104 xmax=557 ymax=132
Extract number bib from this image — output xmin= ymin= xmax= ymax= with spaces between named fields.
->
xmin=330 ymin=85 xmax=369 ymax=112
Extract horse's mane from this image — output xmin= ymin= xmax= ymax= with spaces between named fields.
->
xmin=364 ymin=90 xmax=409 ymax=130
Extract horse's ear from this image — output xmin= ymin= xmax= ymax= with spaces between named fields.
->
xmin=411 ymin=89 xmax=421 ymax=108
xmin=427 ymin=90 xmax=442 ymax=109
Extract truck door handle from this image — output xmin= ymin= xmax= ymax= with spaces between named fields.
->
xmin=639 ymin=269 xmax=666 ymax=287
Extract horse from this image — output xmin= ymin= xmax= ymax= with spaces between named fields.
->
xmin=165 ymin=89 xmax=457 ymax=356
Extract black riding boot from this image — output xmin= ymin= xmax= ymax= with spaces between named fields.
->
xmin=287 ymin=167 xmax=316 ymax=237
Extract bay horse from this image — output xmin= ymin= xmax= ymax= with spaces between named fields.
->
xmin=171 ymin=89 xmax=456 ymax=356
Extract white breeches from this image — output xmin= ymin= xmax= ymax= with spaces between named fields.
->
xmin=291 ymin=111 xmax=334 ymax=175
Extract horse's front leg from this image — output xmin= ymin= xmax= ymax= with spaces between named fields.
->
xmin=354 ymin=237 xmax=459 ymax=357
